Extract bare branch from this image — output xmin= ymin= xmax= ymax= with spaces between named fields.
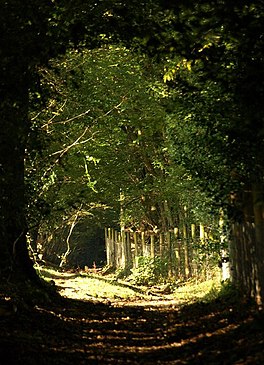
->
xmin=50 ymin=98 xmax=126 ymax=158
xmin=45 ymin=108 xmax=91 ymax=127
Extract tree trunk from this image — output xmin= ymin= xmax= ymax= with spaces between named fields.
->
xmin=0 ymin=67 xmax=39 ymax=285
xmin=230 ymin=184 xmax=264 ymax=306
xmin=252 ymin=183 xmax=264 ymax=307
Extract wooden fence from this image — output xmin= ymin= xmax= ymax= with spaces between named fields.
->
xmin=105 ymin=224 xmax=218 ymax=280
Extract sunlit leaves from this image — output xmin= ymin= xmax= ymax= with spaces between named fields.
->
xmin=30 ymin=42 xmax=217 ymax=233
xmin=163 ymin=58 xmax=192 ymax=82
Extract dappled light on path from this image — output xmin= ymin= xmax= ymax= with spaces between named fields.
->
xmin=1 ymin=269 xmax=264 ymax=364
xmin=39 ymin=267 xmax=220 ymax=307
xmin=1 ymin=295 xmax=263 ymax=364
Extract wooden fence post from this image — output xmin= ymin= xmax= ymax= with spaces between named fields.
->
xmin=200 ymin=223 xmax=205 ymax=241
xmin=114 ymin=229 xmax=119 ymax=268
xmin=167 ymin=231 xmax=172 ymax=275
xmin=141 ymin=231 xmax=146 ymax=256
xmin=173 ymin=227 xmax=180 ymax=276
xmin=191 ymin=224 xmax=196 ymax=239
xmin=105 ymin=228 xmax=110 ymax=266
xmin=150 ymin=233 xmax=155 ymax=258
xmin=126 ymin=231 xmax=132 ymax=268
xmin=121 ymin=229 xmax=126 ymax=268
xmin=183 ymin=224 xmax=189 ymax=279
xmin=199 ymin=223 xmax=207 ymax=279
xmin=111 ymin=228 xmax=116 ymax=268
xmin=133 ymin=231 xmax=139 ymax=267
xmin=191 ymin=223 xmax=197 ymax=277
xmin=159 ymin=233 xmax=164 ymax=256
xmin=106 ymin=228 xmax=115 ymax=267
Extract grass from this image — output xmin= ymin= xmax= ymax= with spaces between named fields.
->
xmin=37 ymin=265 xmax=226 ymax=305
xmin=173 ymin=278 xmax=222 ymax=303
xmin=38 ymin=266 xmax=141 ymax=301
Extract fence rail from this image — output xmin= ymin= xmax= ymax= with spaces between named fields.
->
xmin=105 ymin=224 xmax=217 ymax=280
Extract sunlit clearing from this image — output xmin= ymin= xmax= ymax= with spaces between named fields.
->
xmin=37 ymin=266 xmax=223 ymax=305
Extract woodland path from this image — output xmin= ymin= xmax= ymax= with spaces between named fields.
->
xmin=0 ymin=270 xmax=264 ymax=364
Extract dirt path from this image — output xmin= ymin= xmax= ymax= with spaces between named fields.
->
xmin=0 ymin=272 xmax=264 ymax=364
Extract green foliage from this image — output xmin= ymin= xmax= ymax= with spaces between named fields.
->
xmin=129 ymin=256 xmax=169 ymax=286
xmin=163 ymin=1 xmax=264 ymax=189
xmin=28 ymin=44 xmax=217 ymax=244
xmin=164 ymin=63 xmax=237 ymax=204
xmin=193 ymin=239 xmax=221 ymax=278
xmin=202 ymin=280 xmax=243 ymax=306
xmin=9 ymin=0 xmax=264 ymax=274
xmin=1 ymin=0 xmax=263 ymax=305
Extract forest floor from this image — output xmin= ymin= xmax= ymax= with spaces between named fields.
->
xmin=0 ymin=267 xmax=264 ymax=364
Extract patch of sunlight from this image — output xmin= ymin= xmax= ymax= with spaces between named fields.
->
xmin=36 ymin=266 xmax=76 ymax=279
xmin=63 ymin=275 xmax=138 ymax=300
xmin=173 ymin=278 xmax=222 ymax=304
xmin=37 ymin=266 xmax=139 ymax=301
xmin=37 ymin=266 xmax=223 ymax=305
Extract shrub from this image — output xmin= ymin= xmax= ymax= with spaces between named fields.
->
xmin=129 ymin=256 xmax=169 ymax=286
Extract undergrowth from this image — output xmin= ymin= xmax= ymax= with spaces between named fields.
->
xmin=37 ymin=264 xmax=252 ymax=311
xmin=129 ymin=256 xmax=169 ymax=286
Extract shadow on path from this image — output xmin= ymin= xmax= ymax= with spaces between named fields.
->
xmin=0 ymin=291 xmax=264 ymax=364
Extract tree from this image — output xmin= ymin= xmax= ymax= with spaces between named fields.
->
xmin=1 ymin=0 xmax=264 ymax=306
xmin=34 ymin=46 xmax=215 ymax=230
xmin=0 ymin=0 xmax=123 ymax=285
xmin=0 ymin=1 xmax=54 ymax=283
xmin=155 ymin=1 xmax=264 ymax=304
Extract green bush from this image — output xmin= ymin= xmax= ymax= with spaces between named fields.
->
xmin=129 ymin=256 xmax=169 ymax=286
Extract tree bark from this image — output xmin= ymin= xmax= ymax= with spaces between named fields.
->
xmin=230 ymin=183 xmax=264 ymax=306
xmin=252 ymin=182 xmax=264 ymax=307
xmin=0 ymin=66 xmax=39 ymax=284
